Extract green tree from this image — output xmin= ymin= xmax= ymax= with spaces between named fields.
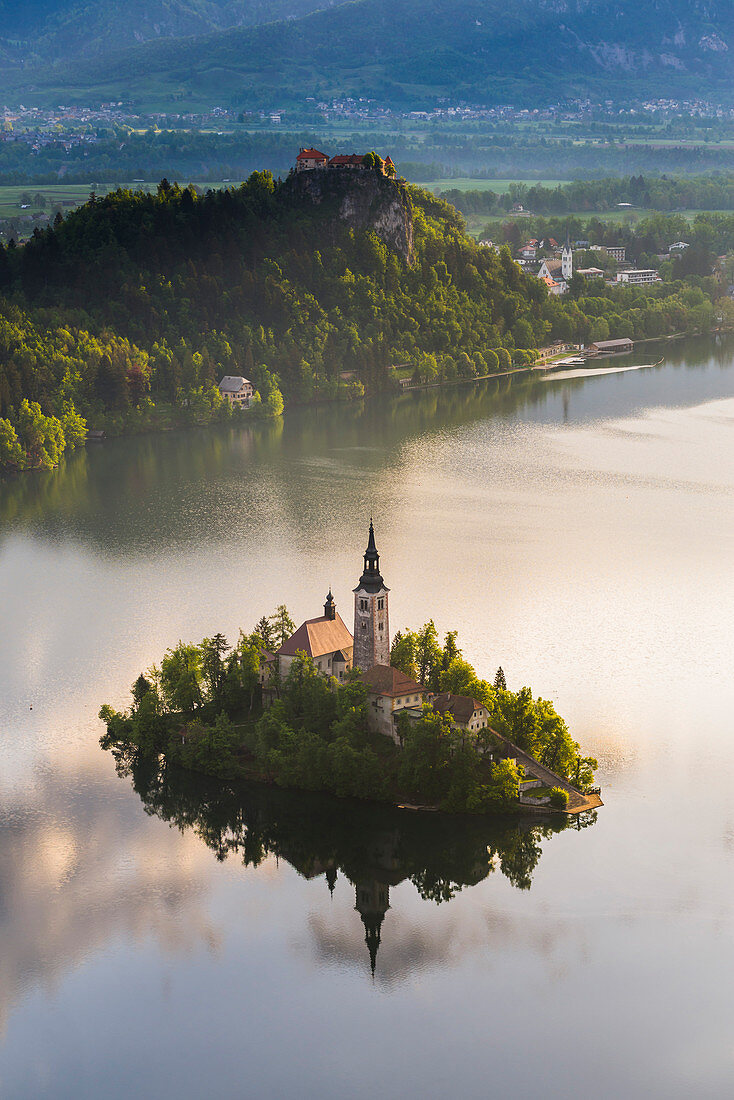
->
xmin=415 ymin=620 xmax=442 ymax=687
xmin=254 ymin=615 xmax=275 ymax=650
xmin=201 ymin=633 xmax=230 ymax=703
xmin=0 ymin=418 xmax=24 ymax=470
xmin=270 ymin=605 xmax=296 ymax=647
xmin=390 ymin=629 xmax=418 ymax=678
xmin=159 ymin=641 xmax=204 ymax=714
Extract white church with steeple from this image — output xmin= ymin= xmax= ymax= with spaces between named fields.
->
xmin=537 ymin=229 xmax=573 ymax=295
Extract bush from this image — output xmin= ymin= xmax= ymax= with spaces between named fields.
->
xmin=549 ymin=787 xmax=569 ymax=810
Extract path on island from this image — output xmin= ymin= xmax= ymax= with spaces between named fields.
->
xmin=492 ymin=730 xmax=604 ymax=815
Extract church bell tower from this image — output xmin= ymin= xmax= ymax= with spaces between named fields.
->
xmin=562 ymin=230 xmax=573 ymax=282
xmin=353 ymin=520 xmax=390 ymax=671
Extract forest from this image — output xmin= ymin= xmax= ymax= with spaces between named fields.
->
xmin=4 ymin=130 xmax=734 ymax=188
xmin=0 ymin=169 xmax=728 ymax=472
xmin=99 ymin=613 xmax=597 ymax=815
xmin=443 ymin=175 xmax=734 ymax=218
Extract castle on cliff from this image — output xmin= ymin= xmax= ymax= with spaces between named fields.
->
xmin=295 ymin=147 xmax=396 ymax=176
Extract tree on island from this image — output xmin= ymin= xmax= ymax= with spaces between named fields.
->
xmin=254 ymin=615 xmax=275 ymax=650
xmin=270 ymin=605 xmax=296 ymax=647
xmin=201 ymin=633 xmax=230 ymax=705
xmin=99 ymin=615 xmax=596 ymax=811
xmin=494 ymin=667 xmax=507 ymax=690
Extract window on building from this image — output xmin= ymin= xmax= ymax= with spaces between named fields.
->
xmin=361 ymin=622 xmax=367 ymax=630
xmin=378 ymin=598 xmax=384 ymax=610
xmin=378 ymin=622 xmax=383 ymax=631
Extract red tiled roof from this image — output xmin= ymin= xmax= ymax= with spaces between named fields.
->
xmin=277 ymin=613 xmax=353 ymax=658
xmin=297 ymin=148 xmax=328 ymax=161
xmin=361 ymin=664 xmax=426 ymax=698
xmin=329 ymin=154 xmax=364 ymax=166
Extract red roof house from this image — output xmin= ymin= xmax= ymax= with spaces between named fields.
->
xmin=296 ymin=147 xmax=329 ymax=170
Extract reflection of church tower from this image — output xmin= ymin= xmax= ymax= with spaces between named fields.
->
xmin=353 ymin=521 xmax=390 ymax=671
xmin=562 ymin=230 xmax=573 ymax=282
xmin=355 ymin=880 xmax=390 ymax=976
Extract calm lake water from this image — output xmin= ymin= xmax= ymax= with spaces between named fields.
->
xmin=2 ymin=335 xmax=734 ymax=1098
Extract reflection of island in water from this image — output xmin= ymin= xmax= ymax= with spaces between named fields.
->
xmin=127 ymin=756 xmax=597 ymax=976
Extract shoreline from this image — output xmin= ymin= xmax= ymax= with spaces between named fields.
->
xmin=137 ymin=746 xmax=601 ymax=819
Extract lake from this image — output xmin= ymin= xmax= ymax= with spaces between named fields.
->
xmin=2 ymin=335 xmax=734 ymax=1098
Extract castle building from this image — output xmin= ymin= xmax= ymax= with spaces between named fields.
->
xmin=295 ymin=147 xmax=329 ymax=170
xmin=353 ymin=521 xmax=390 ymax=671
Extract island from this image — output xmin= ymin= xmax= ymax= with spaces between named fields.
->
xmin=100 ymin=522 xmax=602 ymax=818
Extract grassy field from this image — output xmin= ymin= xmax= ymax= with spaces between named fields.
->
xmin=421 ymin=178 xmax=569 ymax=194
xmin=461 ymin=207 xmax=734 ymax=238
xmin=0 ymin=180 xmax=242 ymax=220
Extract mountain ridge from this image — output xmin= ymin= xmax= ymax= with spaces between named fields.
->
xmin=1 ymin=0 xmax=732 ymax=108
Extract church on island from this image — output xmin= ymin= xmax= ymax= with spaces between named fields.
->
xmin=262 ymin=521 xmax=490 ymax=742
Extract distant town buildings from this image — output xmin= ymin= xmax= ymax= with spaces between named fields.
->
xmin=616 ymin=269 xmax=662 ymax=285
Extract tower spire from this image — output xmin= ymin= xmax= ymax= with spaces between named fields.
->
xmin=353 ymin=519 xmax=390 ymax=671
xmin=324 ymin=588 xmax=336 ymax=620
xmin=359 ymin=520 xmax=383 ymax=590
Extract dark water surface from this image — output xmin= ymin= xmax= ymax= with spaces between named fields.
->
xmin=2 ymin=336 xmax=734 ymax=1098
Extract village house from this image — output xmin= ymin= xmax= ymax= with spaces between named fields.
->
xmin=218 ymin=376 xmax=254 ymax=407
xmin=517 ymin=241 xmax=538 ymax=260
xmin=361 ymin=665 xmax=428 ymax=743
xmin=432 ymin=693 xmax=491 ymax=735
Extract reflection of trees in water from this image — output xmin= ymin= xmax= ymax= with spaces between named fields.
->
xmin=3 ymin=332 xmax=728 ymax=555
xmin=128 ymin=754 xmax=595 ymax=974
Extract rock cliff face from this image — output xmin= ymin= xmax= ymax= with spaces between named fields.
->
xmin=282 ymin=169 xmax=414 ymax=265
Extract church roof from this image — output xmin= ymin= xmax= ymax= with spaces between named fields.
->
xmin=361 ymin=664 xmax=425 ymax=698
xmin=542 ymin=258 xmax=563 ymax=274
xmin=278 ymin=613 xmax=353 ymax=659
